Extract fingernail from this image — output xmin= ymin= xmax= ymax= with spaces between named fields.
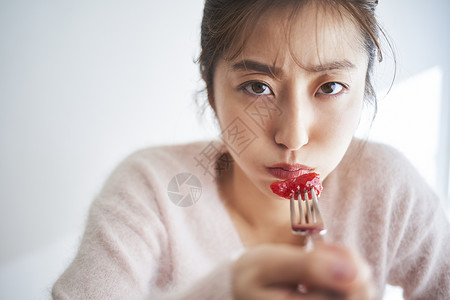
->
xmin=332 ymin=260 xmax=356 ymax=280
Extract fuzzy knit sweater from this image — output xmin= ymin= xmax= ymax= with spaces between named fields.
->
xmin=52 ymin=139 xmax=450 ymax=300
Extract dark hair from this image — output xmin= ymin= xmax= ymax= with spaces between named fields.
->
xmin=198 ymin=0 xmax=386 ymax=115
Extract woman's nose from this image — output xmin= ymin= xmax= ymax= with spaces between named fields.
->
xmin=273 ymin=97 xmax=310 ymax=151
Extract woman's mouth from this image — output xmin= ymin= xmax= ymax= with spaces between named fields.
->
xmin=266 ymin=163 xmax=314 ymax=180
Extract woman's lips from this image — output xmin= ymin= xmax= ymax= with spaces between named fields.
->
xmin=266 ymin=163 xmax=314 ymax=180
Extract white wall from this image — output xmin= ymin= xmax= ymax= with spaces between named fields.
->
xmin=370 ymin=0 xmax=450 ymax=206
xmin=0 ymin=1 xmax=448 ymax=299
xmin=0 ymin=1 xmax=212 ymax=298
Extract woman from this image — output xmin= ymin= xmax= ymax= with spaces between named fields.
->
xmin=53 ymin=0 xmax=450 ymax=299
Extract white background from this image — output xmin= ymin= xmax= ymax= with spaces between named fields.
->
xmin=0 ymin=0 xmax=449 ymax=299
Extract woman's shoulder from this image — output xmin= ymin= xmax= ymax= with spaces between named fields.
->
xmin=335 ymin=138 xmax=439 ymax=205
xmin=343 ymin=138 xmax=416 ymax=178
xmin=132 ymin=140 xmax=222 ymax=161
xmin=120 ymin=139 xmax=225 ymax=172
xmin=331 ymin=138 xmax=432 ymax=198
xmin=99 ymin=140 xmax=225 ymax=195
xmin=349 ymin=138 xmax=406 ymax=162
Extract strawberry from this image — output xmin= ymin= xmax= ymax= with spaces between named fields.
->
xmin=270 ymin=172 xmax=322 ymax=200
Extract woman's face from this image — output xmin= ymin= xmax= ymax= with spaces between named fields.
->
xmin=213 ymin=4 xmax=369 ymax=199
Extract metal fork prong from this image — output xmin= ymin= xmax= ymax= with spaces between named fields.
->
xmin=290 ymin=195 xmax=296 ymax=227
xmin=304 ymin=191 xmax=312 ymax=223
xmin=311 ymin=190 xmax=323 ymax=225
xmin=297 ymin=193 xmax=303 ymax=224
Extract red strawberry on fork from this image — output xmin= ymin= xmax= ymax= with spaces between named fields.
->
xmin=270 ymin=172 xmax=323 ymax=201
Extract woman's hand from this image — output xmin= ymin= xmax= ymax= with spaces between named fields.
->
xmin=232 ymin=243 xmax=375 ymax=300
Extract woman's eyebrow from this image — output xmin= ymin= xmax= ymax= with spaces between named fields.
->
xmin=231 ymin=60 xmax=282 ymax=77
xmin=307 ymin=60 xmax=356 ymax=72
xmin=231 ymin=59 xmax=356 ymax=76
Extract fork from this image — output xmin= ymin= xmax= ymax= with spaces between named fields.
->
xmin=290 ymin=188 xmax=326 ymax=245
xmin=291 ymin=190 xmax=338 ymax=296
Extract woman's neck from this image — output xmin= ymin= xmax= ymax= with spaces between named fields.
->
xmin=218 ymin=160 xmax=305 ymax=246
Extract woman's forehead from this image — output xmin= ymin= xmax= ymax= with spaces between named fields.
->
xmin=228 ymin=3 xmax=366 ymax=72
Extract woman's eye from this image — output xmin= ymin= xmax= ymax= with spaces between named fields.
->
xmin=317 ymin=82 xmax=345 ymax=96
xmin=243 ymin=82 xmax=272 ymax=95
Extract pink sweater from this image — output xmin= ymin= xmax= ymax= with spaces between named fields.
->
xmin=52 ymin=139 xmax=450 ymax=299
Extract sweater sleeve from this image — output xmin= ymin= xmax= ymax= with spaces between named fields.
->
xmin=152 ymin=261 xmax=234 ymax=300
xmin=385 ymin=153 xmax=450 ymax=299
xmin=51 ymin=152 xmax=235 ymax=300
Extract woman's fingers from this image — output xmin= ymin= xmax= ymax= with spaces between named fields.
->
xmin=233 ymin=243 xmax=375 ymax=300
xmin=245 ymin=244 xmax=356 ymax=289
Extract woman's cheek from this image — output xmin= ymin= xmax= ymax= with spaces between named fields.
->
xmin=327 ymin=96 xmax=362 ymax=137
xmin=314 ymin=105 xmax=361 ymax=176
xmin=216 ymin=109 xmax=257 ymax=160
xmin=219 ymin=95 xmax=277 ymax=151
